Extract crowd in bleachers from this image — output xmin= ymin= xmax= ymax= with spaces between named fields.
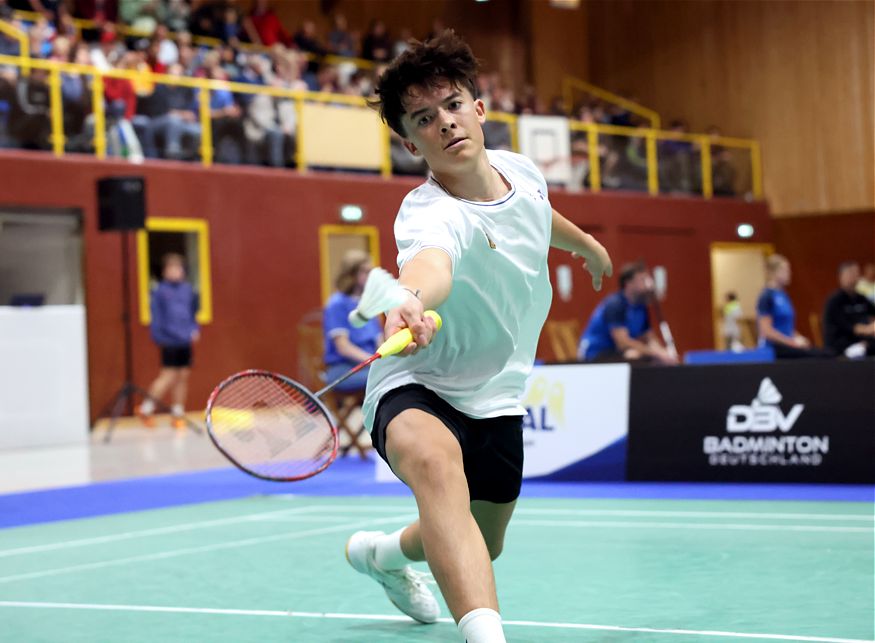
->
xmin=0 ymin=0 xmax=737 ymax=193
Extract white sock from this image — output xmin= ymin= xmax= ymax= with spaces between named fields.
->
xmin=171 ymin=404 xmax=184 ymax=417
xmin=373 ymin=528 xmax=413 ymax=571
xmin=140 ymin=399 xmax=155 ymax=415
xmin=458 ymin=608 xmax=505 ymax=643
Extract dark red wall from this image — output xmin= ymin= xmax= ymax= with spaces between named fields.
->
xmin=0 ymin=152 xmax=772 ymax=420
xmin=774 ymin=211 xmax=875 ymax=341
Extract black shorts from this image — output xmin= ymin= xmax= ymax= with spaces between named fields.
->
xmin=160 ymin=345 xmax=192 ymax=368
xmin=372 ymin=384 xmax=524 ymax=504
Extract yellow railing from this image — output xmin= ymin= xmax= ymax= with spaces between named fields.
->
xmin=563 ymin=76 xmax=661 ymax=130
xmin=0 ymin=53 xmax=392 ymax=175
xmin=0 ymin=18 xmax=28 ymax=75
xmin=0 ymin=52 xmax=761 ymax=198
xmin=568 ymin=121 xmax=761 ymax=199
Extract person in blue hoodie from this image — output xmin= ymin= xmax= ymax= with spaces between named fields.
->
xmin=138 ymin=253 xmax=200 ymax=429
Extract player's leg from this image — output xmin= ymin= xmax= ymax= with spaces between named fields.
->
xmin=385 ymin=409 xmax=498 ymax=620
xmin=470 ymin=500 xmax=517 ymax=561
xmin=138 ymin=352 xmax=176 ymax=425
xmin=170 ymin=366 xmax=190 ymax=428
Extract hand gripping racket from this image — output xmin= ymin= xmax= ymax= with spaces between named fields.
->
xmin=205 ymin=311 xmax=442 ymax=482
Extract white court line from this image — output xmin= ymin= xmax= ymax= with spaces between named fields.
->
xmin=0 ymin=601 xmax=870 ymax=643
xmin=276 ymin=504 xmax=875 ymax=521
xmin=0 ymin=513 xmax=416 ymax=585
xmin=514 ymin=509 xmax=875 ymax=522
xmin=0 ymin=505 xmax=342 ymax=559
xmin=512 ymin=520 xmax=873 ymax=533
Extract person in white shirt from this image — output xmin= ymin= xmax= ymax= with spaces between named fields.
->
xmin=344 ymin=30 xmax=612 ymax=643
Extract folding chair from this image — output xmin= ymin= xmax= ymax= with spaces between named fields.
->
xmin=296 ymin=310 xmax=371 ymax=459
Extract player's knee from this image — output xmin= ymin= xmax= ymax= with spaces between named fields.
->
xmin=401 ymin=451 xmax=460 ymax=489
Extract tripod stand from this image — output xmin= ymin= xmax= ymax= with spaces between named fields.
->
xmin=93 ymin=230 xmax=202 ymax=442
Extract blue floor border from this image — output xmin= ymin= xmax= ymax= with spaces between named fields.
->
xmin=1 ymin=457 xmax=872 ymax=529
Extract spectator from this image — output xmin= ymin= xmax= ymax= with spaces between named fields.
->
xmin=164 ymin=0 xmax=189 ymax=33
xmin=293 ymin=19 xmax=326 ymax=57
xmin=578 ymin=261 xmax=677 ymax=364
xmin=327 ymin=12 xmax=356 ymax=57
xmin=217 ymin=4 xmax=245 ymax=46
xmin=660 ymin=119 xmax=693 ymax=193
xmin=361 ymin=19 xmax=391 ymax=62
xmin=135 ymin=62 xmax=200 ymax=160
xmin=61 ymin=43 xmax=93 ymax=151
xmin=240 ymin=56 xmax=286 ymax=167
xmin=393 ymin=27 xmax=413 ymax=59
xmin=856 ymin=262 xmax=875 ymax=303
xmin=756 ymin=254 xmax=826 ymax=359
xmin=722 ymin=291 xmax=744 ymax=351
xmin=705 ymin=125 xmax=735 ymax=196
xmin=245 ymin=0 xmax=290 ymax=47
xmin=322 ymin=249 xmax=383 ymax=393
xmin=617 ymin=123 xmax=649 ymax=191
xmin=202 ymin=62 xmax=244 ymax=163
xmin=188 ymin=0 xmax=221 ymax=39
xmin=138 ymin=252 xmax=200 ymax=430
xmin=9 ymin=66 xmax=51 ymax=149
xmin=823 ymin=261 xmax=875 ymax=357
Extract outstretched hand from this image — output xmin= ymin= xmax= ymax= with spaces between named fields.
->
xmin=573 ymin=242 xmax=613 ymax=292
xmin=384 ymin=292 xmax=438 ymax=357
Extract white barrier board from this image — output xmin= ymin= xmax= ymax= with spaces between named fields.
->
xmin=376 ymin=363 xmax=630 ymax=482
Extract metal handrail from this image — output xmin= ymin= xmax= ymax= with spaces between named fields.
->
xmin=0 ymin=53 xmax=390 ymax=174
xmin=568 ymin=120 xmax=762 ymax=198
xmin=0 ymin=53 xmax=761 ymax=199
xmin=0 ymin=19 xmax=28 ymax=75
xmin=563 ymin=76 xmax=661 ymax=130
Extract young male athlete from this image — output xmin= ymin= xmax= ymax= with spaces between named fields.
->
xmin=345 ymin=31 xmax=612 ymax=642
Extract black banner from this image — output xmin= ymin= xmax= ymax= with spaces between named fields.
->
xmin=627 ymin=360 xmax=875 ymax=483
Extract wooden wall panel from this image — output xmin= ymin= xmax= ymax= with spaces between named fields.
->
xmin=0 ymin=153 xmax=771 ymax=420
xmin=774 ymin=210 xmax=875 ymax=341
xmin=586 ymin=0 xmax=874 ymax=217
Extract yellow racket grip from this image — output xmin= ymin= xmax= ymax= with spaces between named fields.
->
xmin=376 ymin=311 xmax=443 ymax=358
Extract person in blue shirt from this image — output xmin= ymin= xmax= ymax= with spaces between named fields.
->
xmin=323 ymin=249 xmax=384 ymax=392
xmin=138 ymin=253 xmax=200 ymax=429
xmin=757 ymin=254 xmax=826 ymax=359
xmin=578 ymin=261 xmax=677 ymax=364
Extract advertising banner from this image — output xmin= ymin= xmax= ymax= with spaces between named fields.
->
xmin=627 ymin=361 xmax=875 ymax=483
xmin=377 ymin=363 xmax=630 ymax=482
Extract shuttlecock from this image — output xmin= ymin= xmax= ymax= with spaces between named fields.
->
xmin=348 ymin=268 xmax=408 ymax=328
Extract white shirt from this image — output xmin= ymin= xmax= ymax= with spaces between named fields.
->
xmin=363 ymin=149 xmax=554 ymax=429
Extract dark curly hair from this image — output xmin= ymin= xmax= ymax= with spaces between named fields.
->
xmin=370 ymin=29 xmax=480 ymax=137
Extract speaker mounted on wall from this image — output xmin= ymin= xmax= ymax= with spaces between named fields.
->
xmin=97 ymin=176 xmax=146 ymax=231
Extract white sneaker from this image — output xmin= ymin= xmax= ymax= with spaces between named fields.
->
xmin=345 ymin=530 xmax=440 ymax=624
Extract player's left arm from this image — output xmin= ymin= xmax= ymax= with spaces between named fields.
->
xmin=550 ymin=208 xmax=613 ymax=291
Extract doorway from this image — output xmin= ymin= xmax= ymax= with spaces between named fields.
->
xmin=710 ymin=243 xmax=774 ymax=349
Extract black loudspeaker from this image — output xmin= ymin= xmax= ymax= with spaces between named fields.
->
xmin=97 ymin=176 xmax=146 ymax=231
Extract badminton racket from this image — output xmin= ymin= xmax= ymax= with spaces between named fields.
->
xmin=205 ymin=310 xmax=442 ymax=482
xmin=647 ymin=267 xmax=679 ymax=359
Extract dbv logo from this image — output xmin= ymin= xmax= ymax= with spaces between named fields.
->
xmin=726 ymin=377 xmax=804 ymax=433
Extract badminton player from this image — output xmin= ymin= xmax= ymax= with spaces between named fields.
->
xmin=345 ymin=31 xmax=612 ymax=642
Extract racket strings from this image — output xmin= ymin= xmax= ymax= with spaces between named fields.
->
xmin=208 ymin=373 xmax=335 ymax=480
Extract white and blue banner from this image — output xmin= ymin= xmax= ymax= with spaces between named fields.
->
xmin=375 ymin=363 xmax=630 ymax=482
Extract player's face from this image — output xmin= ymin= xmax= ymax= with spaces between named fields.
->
xmin=164 ymin=262 xmax=185 ymax=282
xmin=400 ymin=80 xmax=486 ymax=174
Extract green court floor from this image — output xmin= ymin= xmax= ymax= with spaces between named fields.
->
xmin=1 ymin=496 xmax=872 ymax=642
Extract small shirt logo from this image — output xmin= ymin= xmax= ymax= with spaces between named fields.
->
xmin=485 ymin=231 xmax=497 ymax=249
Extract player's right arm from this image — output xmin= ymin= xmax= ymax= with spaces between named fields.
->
xmin=387 ymin=248 xmax=452 ymax=355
